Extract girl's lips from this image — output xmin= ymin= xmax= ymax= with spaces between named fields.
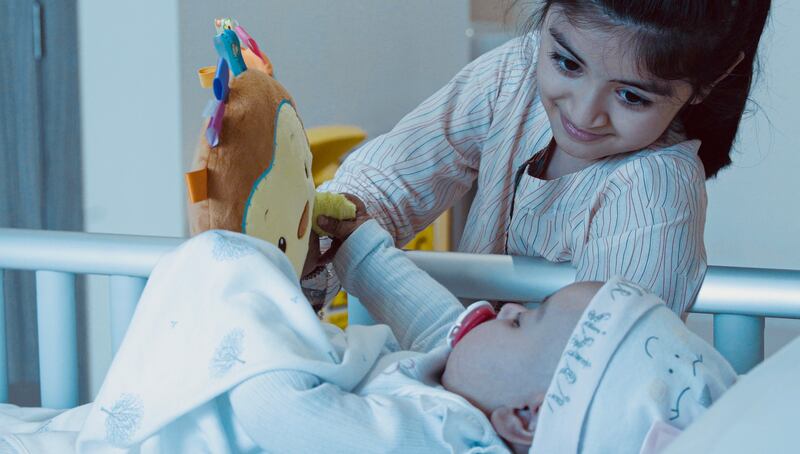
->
xmin=447 ymin=301 xmax=497 ymax=348
xmin=560 ymin=113 xmax=608 ymax=143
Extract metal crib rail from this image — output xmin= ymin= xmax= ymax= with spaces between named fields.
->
xmin=0 ymin=228 xmax=181 ymax=408
xmin=0 ymin=228 xmax=181 ymax=276
xmin=1 ymin=228 xmax=799 ymax=407
xmin=405 ymin=251 xmax=800 ymax=318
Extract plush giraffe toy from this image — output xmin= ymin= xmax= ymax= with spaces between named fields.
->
xmin=185 ymin=18 xmax=356 ymax=279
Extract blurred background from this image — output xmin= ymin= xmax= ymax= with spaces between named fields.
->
xmin=1 ymin=0 xmax=798 ymax=404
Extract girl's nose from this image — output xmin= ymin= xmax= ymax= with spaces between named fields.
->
xmin=497 ymin=303 xmax=526 ymax=320
xmin=571 ymin=89 xmax=609 ymax=130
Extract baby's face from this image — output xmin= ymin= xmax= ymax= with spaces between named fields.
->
xmin=442 ymin=282 xmax=603 ymax=413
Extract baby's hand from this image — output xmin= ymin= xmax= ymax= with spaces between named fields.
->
xmin=316 ymin=194 xmax=370 ymax=242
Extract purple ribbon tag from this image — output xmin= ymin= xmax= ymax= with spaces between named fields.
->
xmin=205 ymin=100 xmax=226 ymax=147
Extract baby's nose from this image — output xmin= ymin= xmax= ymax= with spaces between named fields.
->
xmin=497 ymin=303 xmax=525 ymax=320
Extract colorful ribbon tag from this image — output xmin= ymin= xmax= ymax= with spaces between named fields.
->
xmin=197 ymin=65 xmax=216 ymax=88
xmin=213 ymin=57 xmax=230 ymax=102
xmin=205 ymin=100 xmax=226 ymax=147
xmin=234 ymin=25 xmax=265 ymax=63
xmin=214 ymin=29 xmax=247 ymax=76
xmin=214 ymin=17 xmax=238 ymax=34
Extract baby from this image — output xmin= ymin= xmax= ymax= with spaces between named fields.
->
xmin=228 ymin=201 xmax=737 ymax=453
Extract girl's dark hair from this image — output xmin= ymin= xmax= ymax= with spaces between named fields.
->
xmin=518 ymin=0 xmax=771 ymax=178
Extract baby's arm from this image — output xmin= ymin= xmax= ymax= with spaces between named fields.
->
xmin=321 ymin=210 xmax=463 ymax=352
xmin=229 ymin=370 xmax=458 ymax=451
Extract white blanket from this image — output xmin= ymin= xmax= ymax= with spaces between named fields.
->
xmin=0 ymin=230 xmax=396 ymax=453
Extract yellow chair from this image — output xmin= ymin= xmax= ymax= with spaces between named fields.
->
xmin=307 ymin=125 xmax=368 ymax=186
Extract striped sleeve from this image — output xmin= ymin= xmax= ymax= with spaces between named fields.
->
xmin=318 ymin=40 xmax=520 ymax=246
xmin=574 ymin=152 xmax=708 ymax=316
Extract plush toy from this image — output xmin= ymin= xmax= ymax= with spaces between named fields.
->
xmin=185 ymin=18 xmax=356 ymax=278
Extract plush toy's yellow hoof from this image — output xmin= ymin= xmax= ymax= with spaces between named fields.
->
xmin=313 ymin=192 xmax=356 ymax=237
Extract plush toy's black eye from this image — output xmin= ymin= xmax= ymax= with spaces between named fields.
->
xmin=278 ymin=237 xmax=287 ymax=252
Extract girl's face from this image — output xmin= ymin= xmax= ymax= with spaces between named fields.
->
xmin=536 ymin=7 xmax=694 ymax=166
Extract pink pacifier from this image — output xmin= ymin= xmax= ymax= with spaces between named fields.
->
xmin=447 ymin=301 xmax=497 ymax=348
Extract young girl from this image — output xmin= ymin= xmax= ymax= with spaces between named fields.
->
xmin=309 ymin=0 xmax=771 ymax=316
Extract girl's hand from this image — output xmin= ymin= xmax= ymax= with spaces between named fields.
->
xmin=301 ymin=194 xmax=369 ymax=279
xmin=316 ymin=194 xmax=370 ymax=242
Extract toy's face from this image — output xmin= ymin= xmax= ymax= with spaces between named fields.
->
xmin=242 ymin=100 xmax=315 ymax=277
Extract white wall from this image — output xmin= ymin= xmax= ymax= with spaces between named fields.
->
xmin=178 ymin=1 xmax=472 ymax=173
xmin=689 ymin=0 xmax=800 ymax=355
xmin=80 ymin=1 xmax=470 ymax=398
xmin=79 ymin=0 xmax=184 ymax=237
xmin=78 ymin=0 xmax=184 ymax=400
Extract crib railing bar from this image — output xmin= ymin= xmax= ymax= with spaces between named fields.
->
xmin=0 ymin=270 xmax=8 ymax=403
xmin=694 ymin=266 xmax=800 ymax=318
xmin=0 ymin=228 xmax=181 ymax=277
xmin=713 ymin=314 xmax=765 ymax=374
xmin=36 ymin=271 xmax=78 ymax=409
xmin=407 ymin=251 xmax=577 ymax=303
xmin=2 ymin=227 xmax=799 ymax=318
xmin=1 ymin=228 xmax=799 ymax=391
xmin=406 ymin=251 xmax=800 ymax=318
xmin=109 ymin=276 xmax=147 ymax=355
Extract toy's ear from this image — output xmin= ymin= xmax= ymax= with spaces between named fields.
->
xmin=242 ymin=47 xmax=273 ymax=77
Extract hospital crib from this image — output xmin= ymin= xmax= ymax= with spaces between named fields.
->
xmin=1 ymin=227 xmax=799 ymax=410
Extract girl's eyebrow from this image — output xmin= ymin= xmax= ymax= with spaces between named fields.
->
xmin=612 ymin=77 xmax=674 ymax=97
xmin=549 ymin=28 xmax=585 ymax=65
xmin=549 ymin=26 xmax=674 ymax=98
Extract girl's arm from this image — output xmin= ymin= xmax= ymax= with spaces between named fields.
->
xmin=317 ymin=39 xmax=517 ymax=246
xmin=332 ymin=220 xmax=464 ymax=353
xmin=575 ymin=148 xmax=707 ymax=316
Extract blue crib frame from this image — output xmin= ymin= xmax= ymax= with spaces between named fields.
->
xmin=1 ymin=227 xmax=799 ymax=409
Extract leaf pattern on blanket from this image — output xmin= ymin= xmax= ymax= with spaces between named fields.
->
xmin=210 ymin=328 xmax=246 ymax=378
xmin=211 ymin=232 xmax=255 ymax=261
xmin=101 ymin=393 xmax=144 ymax=447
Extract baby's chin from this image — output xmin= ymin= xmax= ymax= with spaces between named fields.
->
xmin=441 ymin=344 xmax=498 ymax=413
